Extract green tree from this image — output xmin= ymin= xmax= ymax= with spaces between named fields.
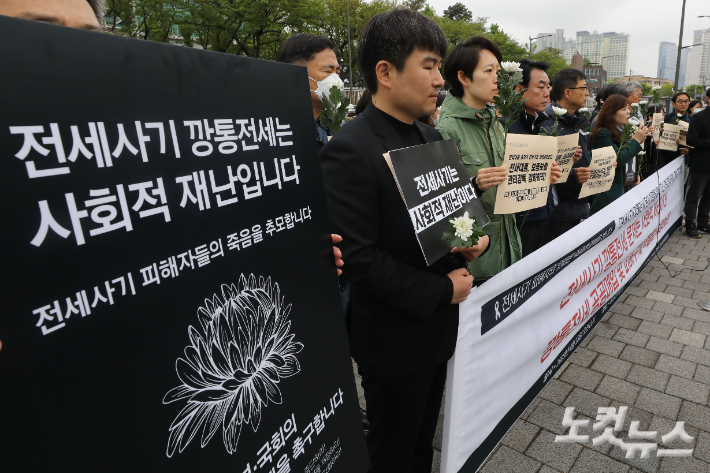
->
xmin=641 ymin=83 xmax=652 ymax=96
xmin=530 ymin=48 xmax=568 ymax=80
xmin=403 ymin=0 xmax=427 ymax=11
xmin=443 ymin=2 xmax=472 ymax=22
xmin=660 ymin=83 xmax=674 ymax=98
xmin=583 ymin=56 xmax=592 ymax=66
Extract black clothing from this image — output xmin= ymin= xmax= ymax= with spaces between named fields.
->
xmin=687 ymin=107 xmax=710 ymax=173
xmin=518 ymin=220 xmax=547 ymax=257
xmin=542 ymin=219 xmax=580 ymax=246
xmin=360 ymin=363 xmax=447 ymax=473
xmin=661 ymin=111 xmax=691 ymax=165
xmin=540 ymin=103 xmax=590 ymax=226
xmin=320 ymin=103 xmax=467 ymax=471
xmin=684 ymin=171 xmax=710 ymax=226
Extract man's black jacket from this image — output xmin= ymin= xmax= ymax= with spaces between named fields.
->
xmin=662 ymin=111 xmax=691 ymax=165
xmin=687 ymin=107 xmax=710 ymax=173
xmin=540 ymin=103 xmax=590 ymax=222
xmin=319 ymin=104 xmax=466 ymax=377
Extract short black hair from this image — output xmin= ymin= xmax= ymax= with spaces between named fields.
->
xmin=357 ymin=9 xmax=447 ymax=93
xmin=550 ymin=69 xmax=586 ymax=102
xmin=689 ymin=99 xmax=702 ymax=110
xmin=444 ymin=36 xmax=503 ymax=98
xmin=519 ymin=58 xmax=550 ymax=89
xmin=601 ymin=83 xmax=628 ymax=103
xmin=279 ymin=34 xmax=336 ymax=65
xmin=672 ymin=91 xmax=690 ymax=103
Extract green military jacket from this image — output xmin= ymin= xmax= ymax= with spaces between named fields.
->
xmin=437 ymin=94 xmax=522 ymax=281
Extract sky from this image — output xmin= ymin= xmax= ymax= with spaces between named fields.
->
xmin=427 ymin=0 xmax=710 ymax=79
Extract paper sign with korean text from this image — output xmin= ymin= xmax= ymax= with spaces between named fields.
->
xmin=0 ymin=16 xmax=367 ymax=473
xmin=579 ymin=146 xmax=615 ymax=198
xmin=659 ymin=124 xmax=681 ymax=151
xmin=553 ymin=132 xmax=580 ymax=184
xmin=494 ymin=133 xmax=557 ymax=214
xmin=387 ymin=140 xmax=489 ymax=265
xmin=441 ymin=158 xmax=684 ymax=473
xmin=678 ymin=121 xmax=692 ymax=148
xmin=652 ymin=113 xmax=664 ymax=141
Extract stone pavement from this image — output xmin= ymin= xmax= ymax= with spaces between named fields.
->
xmin=354 ymin=229 xmax=710 ymax=472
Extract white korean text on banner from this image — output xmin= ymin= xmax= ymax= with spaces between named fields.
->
xmin=0 ymin=16 xmax=367 ymax=473
xmin=440 ymin=158 xmax=684 ymax=472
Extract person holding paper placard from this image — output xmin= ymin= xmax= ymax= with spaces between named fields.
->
xmin=320 ymin=10 xmax=489 ymax=472
xmin=437 ymin=36 xmax=523 ymax=280
xmin=507 ymin=59 xmax=571 ymax=256
xmin=640 ymin=105 xmax=665 ymax=180
xmin=540 ymin=69 xmax=593 ymax=245
xmin=588 ymin=95 xmax=649 ymax=213
xmin=661 ymin=92 xmax=692 ymax=165
xmin=684 ymin=88 xmax=710 ymax=237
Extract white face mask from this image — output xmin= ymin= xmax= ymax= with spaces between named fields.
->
xmin=309 ymin=73 xmax=344 ymax=101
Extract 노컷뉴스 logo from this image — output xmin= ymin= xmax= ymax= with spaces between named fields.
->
xmin=556 ymin=406 xmax=694 ymax=458
xmin=163 ymin=274 xmax=303 ymax=456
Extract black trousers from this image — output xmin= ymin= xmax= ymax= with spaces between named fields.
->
xmin=684 ymin=170 xmax=710 ymax=226
xmin=541 ymin=220 xmax=581 ymax=246
xmin=359 ymin=363 xmax=447 ymax=473
xmin=518 ymin=220 xmax=547 ymax=258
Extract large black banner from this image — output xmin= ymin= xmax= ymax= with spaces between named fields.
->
xmin=0 ymin=17 xmax=367 ymax=473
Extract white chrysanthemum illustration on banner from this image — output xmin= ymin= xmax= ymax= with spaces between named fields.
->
xmin=163 ymin=274 xmax=303 ymax=457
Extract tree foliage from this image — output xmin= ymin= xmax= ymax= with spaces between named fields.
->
xmin=660 ymin=83 xmax=674 ymax=98
xmin=530 ymin=48 xmax=568 ymax=80
xmin=641 ymin=83 xmax=652 ymax=96
xmin=102 ymin=1 xmax=530 ymax=88
xmin=443 ymin=2 xmax=472 ymax=22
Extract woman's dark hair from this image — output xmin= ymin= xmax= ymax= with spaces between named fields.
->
xmin=357 ymin=9 xmax=447 ymax=93
xmin=355 ymin=89 xmax=372 ymax=115
xmin=647 ymin=104 xmax=664 ymax=119
xmin=601 ymin=83 xmax=628 ymax=102
xmin=279 ymin=34 xmax=336 ymax=65
xmin=589 ymin=94 xmax=629 ymax=147
xmin=595 ymin=87 xmax=606 ymax=108
xmin=689 ymin=99 xmax=702 ymax=114
xmin=444 ymin=36 xmax=503 ymax=98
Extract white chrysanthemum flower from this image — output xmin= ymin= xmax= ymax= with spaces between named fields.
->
xmin=638 ymin=151 xmax=646 ymax=155
xmin=652 ymin=86 xmax=661 ymax=90
xmin=628 ymin=118 xmax=640 ymax=126
xmin=552 ymin=106 xmax=567 ymax=116
xmin=631 ymin=103 xmax=639 ymax=108
xmin=500 ymin=61 xmax=522 ymax=73
xmin=677 ymin=113 xmax=683 ymax=117
xmin=164 ymin=275 xmax=303 ymax=457
xmin=449 ymin=211 xmax=474 ymax=239
xmin=639 ymin=100 xmax=648 ymax=105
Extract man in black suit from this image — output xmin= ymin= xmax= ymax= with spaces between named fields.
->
xmin=686 ymin=89 xmax=710 ymax=237
xmin=320 ymin=9 xmax=489 ymax=473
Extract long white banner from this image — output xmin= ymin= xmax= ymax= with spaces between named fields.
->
xmin=441 ymin=158 xmax=685 ymax=472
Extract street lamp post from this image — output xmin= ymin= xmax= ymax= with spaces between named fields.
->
xmin=528 ymin=34 xmax=552 ymax=59
xmin=673 ymin=0 xmax=687 ymax=92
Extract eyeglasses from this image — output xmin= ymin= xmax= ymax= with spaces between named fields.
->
xmin=568 ymin=86 xmax=589 ymax=91
xmin=676 ymin=100 xmax=690 ymax=104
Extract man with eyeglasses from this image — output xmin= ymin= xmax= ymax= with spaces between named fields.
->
xmin=625 ymin=82 xmax=644 ymax=122
xmin=663 ymin=92 xmax=692 ymax=162
xmin=540 ymin=68 xmax=592 ymax=245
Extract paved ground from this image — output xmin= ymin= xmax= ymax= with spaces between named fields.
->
xmin=354 ymin=229 xmax=710 ymax=472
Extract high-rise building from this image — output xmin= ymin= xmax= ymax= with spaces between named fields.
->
xmin=561 ymin=31 xmax=630 ymax=80
xmin=657 ymin=42 xmax=691 ymax=86
xmin=686 ymin=28 xmax=710 ymax=87
xmin=534 ymin=29 xmax=564 ymax=52
xmin=657 ymin=41 xmax=677 ymax=80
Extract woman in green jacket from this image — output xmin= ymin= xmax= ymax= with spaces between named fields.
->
xmin=436 ymin=36 xmax=521 ymax=282
xmin=588 ymin=94 xmax=650 ymax=214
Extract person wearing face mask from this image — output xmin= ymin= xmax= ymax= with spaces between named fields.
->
xmin=588 ymin=94 xmax=650 ymax=214
xmin=689 ymin=99 xmax=703 ymax=116
xmin=279 ymin=34 xmax=343 ymax=150
xmin=437 ymin=37 xmax=528 ymax=281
